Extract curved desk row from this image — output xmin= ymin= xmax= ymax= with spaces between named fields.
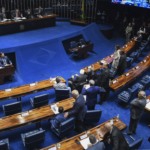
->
xmin=83 ymin=38 xmax=137 ymax=73
xmin=0 ymin=77 xmax=65 ymax=101
xmin=109 ymin=55 xmax=150 ymax=91
xmin=0 ymin=15 xmax=56 ymax=35
xmin=41 ymin=117 xmax=126 ymax=150
xmin=0 ymin=97 xmax=75 ymax=132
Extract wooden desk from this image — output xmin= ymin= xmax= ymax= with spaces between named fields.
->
xmin=41 ymin=117 xmax=126 ymax=150
xmin=0 ymin=15 xmax=56 ymax=35
xmin=145 ymin=95 xmax=150 ymax=112
xmin=0 ymin=77 xmax=65 ymax=101
xmin=83 ymin=38 xmax=136 ymax=73
xmin=0 ymin=97 xmax=75 ymax=132
xmin=0 ymin=65 xmax=15 ymax=84
xmin=69 ymin=43 xmax=94 ymax=58
xmin=109 ymin=55 xmax=150 ymax=91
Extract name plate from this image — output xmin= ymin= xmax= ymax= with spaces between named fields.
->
xmin=21 ymin=112 xmax=29 ymax=117
xmin=48 ymin=146 xmax=57 ymax=150
xmin=30 ymin=83 xmax=36 ymax=86
xmin=80 ymin=134 xmax=87 ymax=140
xmin=125 ymin=73 xmax=129 ymax=76
xmin=5 ymin=89 xmax=12 ymax=92
xmin=112 ymin=80 xmax=117 ymax=84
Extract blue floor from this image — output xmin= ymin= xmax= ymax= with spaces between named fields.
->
xmin=0 ymin=22 xmax=149 ymax=149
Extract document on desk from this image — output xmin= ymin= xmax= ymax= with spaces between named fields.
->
xmin=80 ymin=137 xmax=90 ymax=149
xmin=145 ymin=101 xmax=150 ymax=110
xmin=51 ymin=104 xmax=59 ymax=114
xmin=48 ymin=146 xmax=57 ymax=150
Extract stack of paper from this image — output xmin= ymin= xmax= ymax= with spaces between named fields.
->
xmin=51 ymin=104 xmax=59 ymax=114
xmin=80 ymin=137 xmax=90 ymax=149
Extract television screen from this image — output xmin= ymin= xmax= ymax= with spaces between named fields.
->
xmin=112 ymin=0 xmax=150 ymax=9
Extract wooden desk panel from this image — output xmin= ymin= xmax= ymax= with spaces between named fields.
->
xmin=0 ymin=77 xmax=65 ymax=100
xmin=0 ymin=97 xmax=75 ymax=132
xmin=0 ymin=15 xmax=56 ymax=35
xmin=0 ymin=65 xmax=15 ymax=84
xmin=109 ymin=55 xmax=150 ymax=91
xmin=83 ymin=38 xmax=136 ymax=73
xmin=41 ymin=118 xmax=126 ymax=150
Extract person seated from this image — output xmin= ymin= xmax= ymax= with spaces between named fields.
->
xmin=0 ymin=7 xmax=7 ymax=21
xmin=54 ymin=76 xmax=71 ymax=92
xmin=0 ymin=52 xmax=12 ymax=67
xmin=50 ymin=106 xmax=67 ymax=129
xmin=82 ymin=80 xmax=103 ymax=110
xmin=34 ymin=6 xmax=44 ymax=17
xmin=25 ymin=7 xmax=33 ymax=19
xmin=11 ymin=8 xmax=23 ymax=19
xmin=87 ymin=134 xmax=105 ymax=150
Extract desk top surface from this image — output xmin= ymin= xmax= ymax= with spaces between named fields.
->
xmin=0 ymin=77 xmax=65 ymax=100
xmin=41 ymin=117 xmax=126 ymax=150
xmin=0 ymin=97 xmax=75 ymax=132
xmin=109 ymin=55 xmax=150 ymax=91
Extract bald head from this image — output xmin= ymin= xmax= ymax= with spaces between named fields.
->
xmin=72 ymin=90 xmax=79 ymax=99
xmin=138 ymin=91 xmax=146 ymax=99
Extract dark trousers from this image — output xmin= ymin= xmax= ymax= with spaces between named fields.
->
xmin=75 ymin=119 xmax=85 ymax=133
xmin=129 ymin=117 xmax=139 ymax=133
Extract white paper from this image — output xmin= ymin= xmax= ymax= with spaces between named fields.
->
xmin=83 ymin=95 xmax=86 ymax=102
xmin=80 ymin=134 xmax=87 ymax=140
xmin=84 ymin=84 xmax=90 ymax=89
xmin=30 ymin=83 xmax=36 ymax=86
xmin=112 ymin=80 xmax=117 ymax=84
xmin=126 ymin=73 xmax=129 ymax=76
xmin=5 ymin=88 xmax=12 ymax=92
xmin=136 ymin=66 xmax=139 ymax=69
xmin=51 ymin=104 xmax=59 ymax=114
xmin=21 ymin=112 xmax=29 ymax=117
xmin=48 ymin=146 xmax=57 ymax=150
xmin=80 ymin=137 xmax=90 ymax=149
xmin=145 ymin=102 xmax=150 ymax=110
xmin=144 ymin=60 xmax=146 ymax=62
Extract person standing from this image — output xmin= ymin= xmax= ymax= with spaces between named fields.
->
xmin=125 ymin=23 xmax=133 ymax=42
xmin=128 ymin=90 xmax=147 ymax=135
xmin=64 ymin=90 xmax=86 ymax=132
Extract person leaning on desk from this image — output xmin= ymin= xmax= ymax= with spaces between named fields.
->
xmin=0 ymin=52 xmax=12 ymax=67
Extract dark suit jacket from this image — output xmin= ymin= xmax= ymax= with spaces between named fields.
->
xmin=51 ymin=113 xmax=66 ymax=129
xmin=117 ymin=54 xmax=127 ymax=74
xmin=96 ymin=68 xmax=110 ymax=90
xmin=68 ymin=94 xmax=86 ymax=121
xmin=110 ymin=126 xmax=129 ymax=150
xmin=74 ymin=74 xmax=87 ymax=84
xmin=130 ymin=98 xmax=146 ymax=120
xmin=87 ymin=142 xmax=105 ymax=150
xmin=82 ymin=86 xmax=101 ymax=107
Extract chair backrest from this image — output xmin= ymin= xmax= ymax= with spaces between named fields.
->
xmin=0 ymin=139 xmax=9 ymax=150
xmin=24 ymin=129 xmax=45 ymax=146
xmin=70 ymin=41 xmax=77 ymax=49
xmin=84 ymin=110 xmax=102 ymax=124
xmin=59 ymin=117 xmax=75 ymax=136
xmin=55 ymin=89 xmax=70 ymax=101
xmin=3 ymin=101 xmax=22 ymax=116
xmin=33 ymin=94 xmax=49 ymax=108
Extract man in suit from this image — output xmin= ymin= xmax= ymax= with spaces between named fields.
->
xmin=64 ymin=90 xmax=86 ymax=132
xmin=50 ymin=106 xmax=67 ymax=129
xmin=128 ymin=90 xmax=147 ymax=135
xmin=96 ymin=67 xmax=110 ymax=104
xmin=117 ymin=50 xmax=127 ymax=76
xmin=100 ymin=122 xmax=129 ymax=150
xmin=82 ymin=80 xmax=103 ymax=110
xmin=87 ymin=134 xmax=105 ymax=150
xmin=0 ymin=52 xmax=12 ymax=67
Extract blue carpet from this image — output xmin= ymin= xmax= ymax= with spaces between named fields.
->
xmin=0 ymin=22 xmax=149 ymax=149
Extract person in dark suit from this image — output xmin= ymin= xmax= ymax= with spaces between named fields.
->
xmin=25 ymin=8 xmax=32 ymax=19
xmin=85 ymin=66 xmax=96 ymax=80
xmin=50 ymin=106 xmax=66 ymax=129
xmin=128 ymin=90 xmax=147 ymax=135
xmin=0 ymin=52 xmax=12 ymax=67
xmin=117 ymin=50 xmax=127 ymax=76
xmin=82 ymin=80 xmax=103 ymax=110
xmin=87 ymin=134 xmax=105 ymax=150
xmin=64 ymin=90 xmax=86 ymax=132
xmin=101 ymin=122 xmax=129 ymax=150
xmin=96 ymin=67 xmax=110 ymax=104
